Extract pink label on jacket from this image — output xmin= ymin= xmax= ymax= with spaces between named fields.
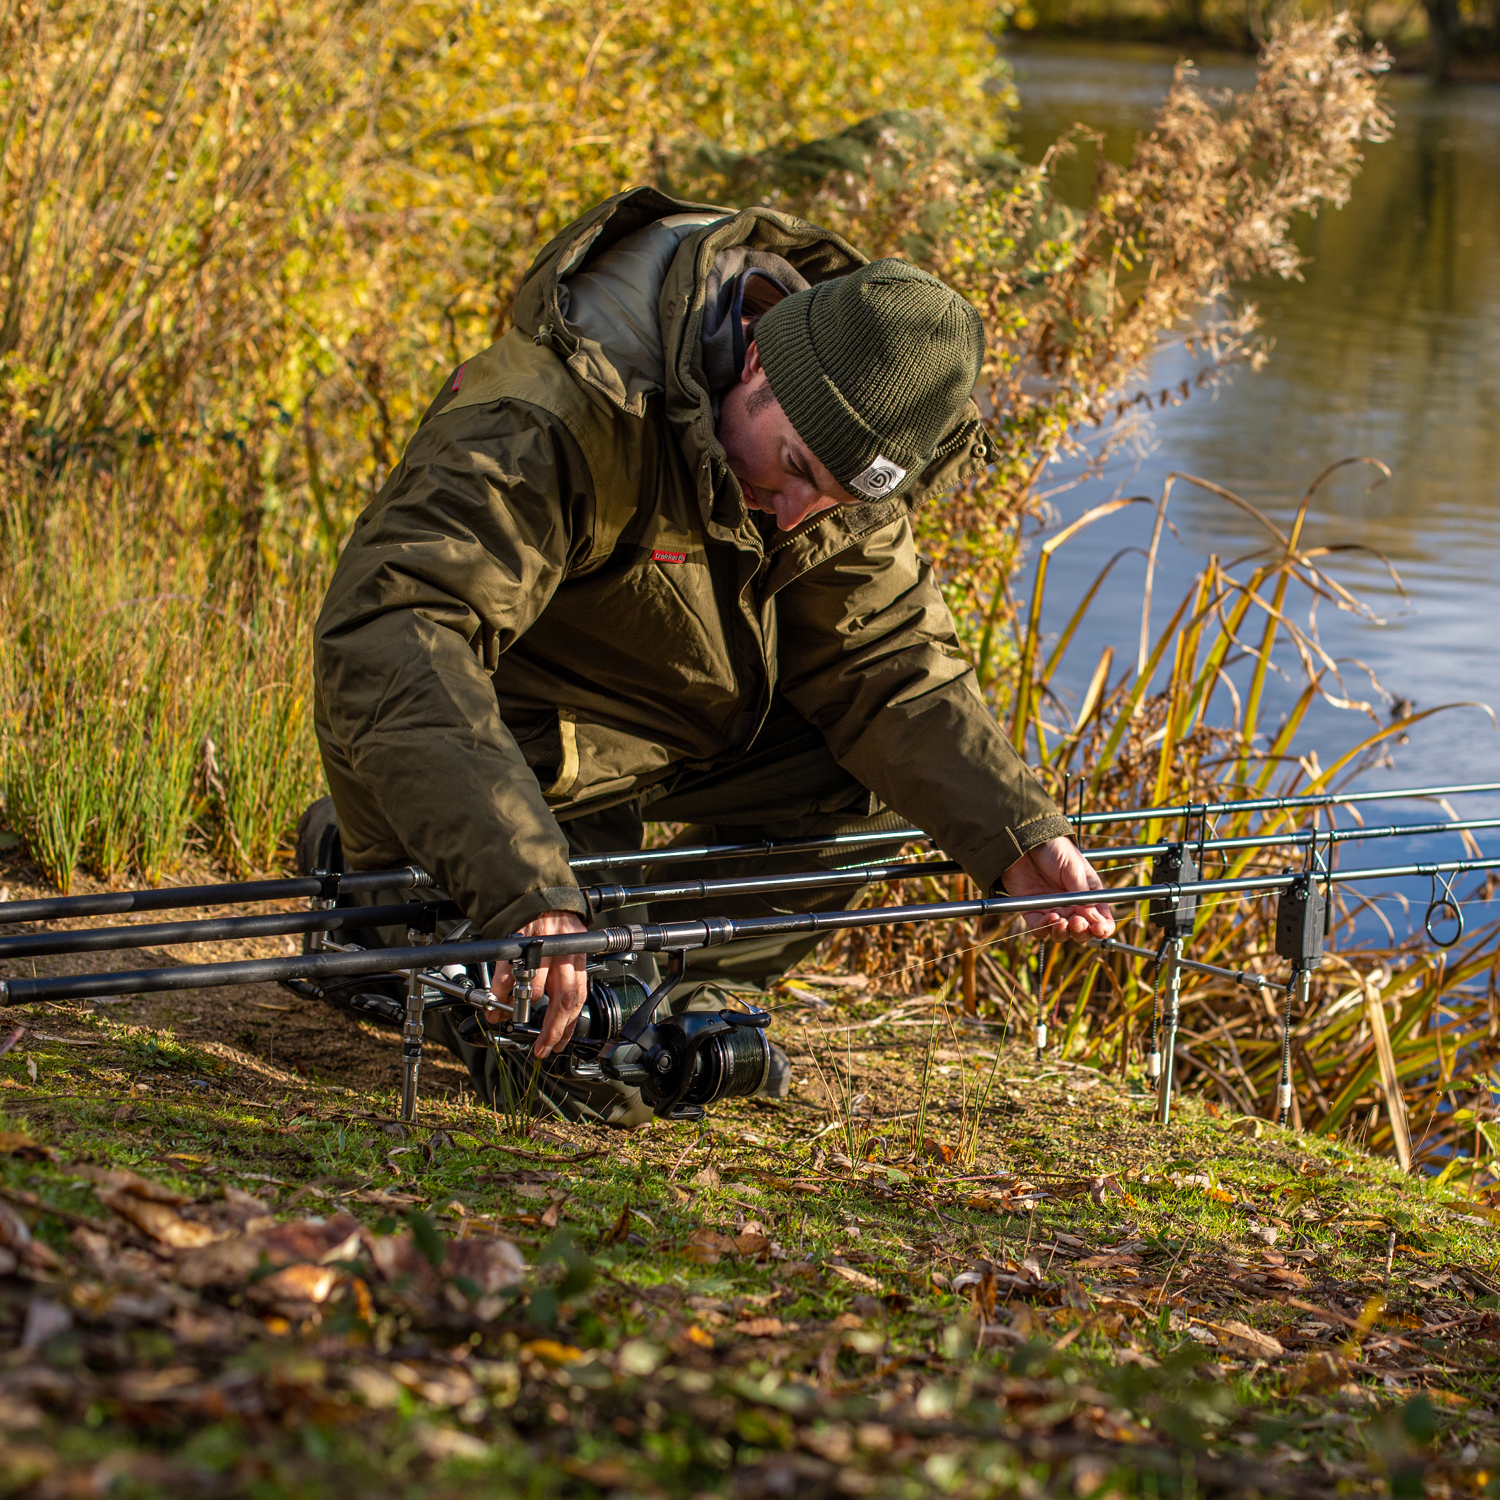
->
xmin=651 ymin=549 xmax=687 ymax=564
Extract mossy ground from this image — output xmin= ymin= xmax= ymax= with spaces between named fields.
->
xmin=1 ymin=919 xmax=1499 ymax=1500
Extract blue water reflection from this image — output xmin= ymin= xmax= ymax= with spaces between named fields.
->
xmin=1005 ymin=40 xmax=1500 ymax=941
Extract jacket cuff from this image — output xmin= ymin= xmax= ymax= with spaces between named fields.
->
xmin=481 ymin=884 xmax=589 ymax=938
xmin=970 ymin=814 xmax=1077 ymax=895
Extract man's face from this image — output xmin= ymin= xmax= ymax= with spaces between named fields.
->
xmin=716 ymin=341 xmax=861 ymax=531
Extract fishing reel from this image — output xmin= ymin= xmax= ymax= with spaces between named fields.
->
xmin=441 ymin=959 xmax=772 ymax=1121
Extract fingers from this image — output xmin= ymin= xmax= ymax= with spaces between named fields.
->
xmin=533 ymin=951 xmax=588 ymax=1059
xmin=1023 ymin=901 xmax=1115 ymax=943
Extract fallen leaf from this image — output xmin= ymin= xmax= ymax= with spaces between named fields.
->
xmin=251 ymin=1263 xmax=340 ymax=1305
xmin=734 ymin=1317 xmax=798 ymax=1337
xmin=447 ymin=1237 xmax=526 ymax=1293
xmin=1210 ymin=1320 xmax=1285 ymax=1359
xmin=1263 ymin=1267 xmax=1312 ymax=1289
xmin=826 ymin=1263 xmax=880 ymax=1292
xmin=116 ymin=1367 xmax=201 ymax=1403
xmin=735 ymin=1231 xmax=772 ymax=1257
xmin=600 ymin=1206 xmax=631 ymax=1248
xmin=69 ymin=1166 xmax=190 ymax=1205
xmin=345 ymin=1367 xmax=404 ymax=1408
xmin=416 ymin=1427 xmax=489 ymax=1461
xmin=521 ymin=1338 xmax=585 ymax=1365
xmin=177 ymin=1214 xmax=365 ymax=1288
xmin=564 ymin=1459 xmax=632 ymax=1487
xmin=1285 ymin=1350 xmax=1349 ymax=1393
xmin=0 ymin=1131 xmax=52 ymax=1161
xmin=20 ymin=1297 xmax=72 ymax=1352
xmin=680 ymin=1226 xmax=738 ymax=1265
xmin=98 ymin=1188 xmax=219 ymax=1249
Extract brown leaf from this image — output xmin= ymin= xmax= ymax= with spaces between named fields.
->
xmin=600 ymin=1205 xmax=631 ymax=1248
xmin=446 ymin=1237 xmax=526 ymax=1294
xmin=1262 ymin=1267 xmax=1312 ymax=1289
xmin=70 ymin=1166 xmax=190 ymax=1205
xmin=0 ymin=1131 xmax=54 ymax=1162
xmin=1285 ymin=1350 xmax=1349 ymax=1393
xmin=1076 ymin=1253 xmax=1142 ymax=1271
xmin=680 ymin=1226 xmax=738 ymax=1265
xmin=98 ymin=1188 xmax=219 ymax=1249
xmin=251 ymin=1263 xmax=340 ymax=1306
xmin=735 ymin=1232 xmax=772 ymax=1257
xmin=734 ymin=1317 xmax=798 ymax=1337
xmin=564 ymin=1459 xmax=632 ymax=1487
xmin=540 ymin=1192 xmax=568 ymax=1230
xmin=826 ymin=1263 xmax=880 ymax=1292
xmin=1210 ymin=1320 xmax=1285 ymax=1359
xmin=176 ymin=1214 xmax=363 ymax=1288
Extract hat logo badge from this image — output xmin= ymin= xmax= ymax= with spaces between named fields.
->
xmin=849 ymin=454 xmax=907 ymax=499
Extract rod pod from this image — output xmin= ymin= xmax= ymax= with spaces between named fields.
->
xmin=1274 ymin=873 xmax=1327 ymax=1127
xmin=1147 ymin=844 xmax=1197 ymax=1124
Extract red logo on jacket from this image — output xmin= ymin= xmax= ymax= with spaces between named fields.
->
xmin=651 ymin=548 xmax=687 ymax=564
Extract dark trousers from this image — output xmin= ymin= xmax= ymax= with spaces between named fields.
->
xmin=319 ymin=697 xmax=897 ymax=1124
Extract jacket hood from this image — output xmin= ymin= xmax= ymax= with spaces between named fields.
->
xmin=511 ymin=187 xmax=991 ymax=521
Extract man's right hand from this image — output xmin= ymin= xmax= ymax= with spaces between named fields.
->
xmin=483 ymin=910 xmax=589 ymax=1058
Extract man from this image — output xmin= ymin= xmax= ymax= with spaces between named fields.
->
xmin=310 ymin=187 xmax=1114 ymax=1123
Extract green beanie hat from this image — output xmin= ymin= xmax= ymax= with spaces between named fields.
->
xmin=753 ymin=258 xmax=985 ymax=501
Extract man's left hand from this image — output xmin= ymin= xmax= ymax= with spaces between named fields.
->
xmin=1001 ymin=837 xmax=1115 ymax=941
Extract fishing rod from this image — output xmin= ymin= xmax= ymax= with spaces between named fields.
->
xmin=8 ymin=852 xmax=1493 ymax=1126
xmin=6 ymin=854 xmax=1495 ymax=1006
xmin=5 ymin=781 xmax=1497 ymax=928
xmin=6 ymin=814 xmax=1495 ymax=964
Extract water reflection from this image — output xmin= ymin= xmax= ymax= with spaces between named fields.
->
xmin=1004 ymin=40 xmax=1500 ymax=932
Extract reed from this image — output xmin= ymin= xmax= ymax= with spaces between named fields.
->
xmin=842 ymin=461 xmax=1498 ymax=1184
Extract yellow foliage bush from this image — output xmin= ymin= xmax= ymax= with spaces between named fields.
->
xmin=0 ymin=0 xmax=1390 ymax=884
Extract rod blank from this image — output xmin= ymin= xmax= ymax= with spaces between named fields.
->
xmin=0 ymin=901 xmax=458 ymax=961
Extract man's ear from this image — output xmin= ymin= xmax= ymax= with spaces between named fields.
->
xmin=741 ymin=340 xmax=763 ymax=385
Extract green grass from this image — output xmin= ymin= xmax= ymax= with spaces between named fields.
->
xmin=0 ymin=987 xmax=1496 ymax=1498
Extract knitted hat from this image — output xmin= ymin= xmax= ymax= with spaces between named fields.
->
xmin=753 ymin=258 xmax=985 ymax=501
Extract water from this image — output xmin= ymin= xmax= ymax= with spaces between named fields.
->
xmin=1004 ymin=40 xmax=1500 ymax=937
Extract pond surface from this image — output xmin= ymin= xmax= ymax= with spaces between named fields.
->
xmin=1005 ymin=39 xmax=1500 ymax=934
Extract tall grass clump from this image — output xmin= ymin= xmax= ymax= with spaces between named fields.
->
xmin=0 ymin=487 xmax=320 ymax=888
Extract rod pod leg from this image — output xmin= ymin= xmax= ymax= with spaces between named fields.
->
xmin=1155 ymin=937 xmax=1185 ymax=1125
xmin=1278 ymin=967 xmax=1309 ymax=1127
xmin=400 ymin=966 xmax=424 ymax=1123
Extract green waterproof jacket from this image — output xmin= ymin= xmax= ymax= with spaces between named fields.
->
xmin=314 ymin=188 xmax=1071 ymax=937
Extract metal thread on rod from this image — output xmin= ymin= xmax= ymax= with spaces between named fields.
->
xmin=1156 ymin=937 xmax=1185 ymax=1125
xmin=1033 ymin=946 xmax=1046 ymax=1059
xmin=400 ymin=963 xmax=425 ymax=1124
xmin=1279 ymin=968 xmax=1308 ymax=1127
xmin=1146 ymin=939 xmax=1166 ymax=1084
